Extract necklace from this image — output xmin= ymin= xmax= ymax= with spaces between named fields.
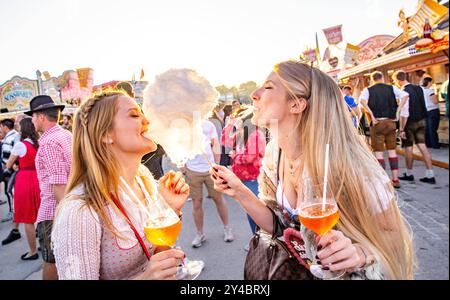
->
xmin=284 ymin=153 xmax=302 ymax=177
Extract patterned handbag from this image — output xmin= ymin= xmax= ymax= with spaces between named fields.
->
xmin=243 ymin=208 xmax=313 ymax=280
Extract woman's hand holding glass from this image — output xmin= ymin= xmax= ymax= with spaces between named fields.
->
xmin=158 ymin=171 xmax=190 ymax=213
xmin=142 ymin=248 xmax=185 ymax=280
xmin=315 ymin=230 xmax=365 ymax=273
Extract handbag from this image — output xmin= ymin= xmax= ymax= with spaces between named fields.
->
xmin=243 ymin=208 xmax=313 ymax=280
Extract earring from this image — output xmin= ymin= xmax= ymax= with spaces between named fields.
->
xmin=108 ymin=139 xmax=113 ymax=144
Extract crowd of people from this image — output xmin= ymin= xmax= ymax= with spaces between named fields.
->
xmin=0 ymin=61 xmax=446 ymax=280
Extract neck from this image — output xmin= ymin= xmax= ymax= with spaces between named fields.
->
xmin=117 ymin=153 xmax=142 ymax=187
xmin=42 ymin=121 xmax=57 ymax=133
xmin=274 ymin=117 xmax=302 ymax=161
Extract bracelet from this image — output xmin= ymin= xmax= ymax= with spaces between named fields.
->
xmin=355 ymin=243 xmax=375 ymax=268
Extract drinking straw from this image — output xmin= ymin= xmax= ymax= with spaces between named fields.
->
xmin=322 ymin=144 xmax=330 ymax=212
xmin=201 ymin=151 xmax=215 ymax=169
xmin=119 ymin=177 xmax=152 ymax=219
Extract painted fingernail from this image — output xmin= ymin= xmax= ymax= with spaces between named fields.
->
xmin=322 ymin=266 xmax=330 ymax=271
xmin=315 ymin=255 xmax=319 ymax=260
xmin=317 ymin=245 xmax=323 ymax=251
xmin=212 ymin=175 xmax=217 ymax=179
xmin=222 ymin=181 xmax=228 ymax=184
xmin=317 ymin=260 xmax=321 ymax=265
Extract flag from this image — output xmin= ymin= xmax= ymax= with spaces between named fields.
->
xmin=343 ymin=43 xmax=360 ymax=65
xmin=315 ymin=32 xmax=321 ymax=66
xmin=131 ymin=73 xmax=136 ymax=88
xmin=303 ymin=49 xmax=317 ymax=63
xmin=323 ymin=25 xmax=343 ymax=45
xmin=140 ymin=68 xmax=145 ymax=80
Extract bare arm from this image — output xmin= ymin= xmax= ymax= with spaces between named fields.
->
xmin=235 ymin=187 xmax=275 ymax=234
xmin=211 ymin=137 xmax=220 ymax=164
xmin=352 ymin=106 xmax=361 ymax=120
xmin=360 ymin=99 xmax=377 ymax=124
xmin=396 ymin=95 xmax=409 ymax=120
xmin=52 ymin=184 xmax=67 ymax=203
xmin=5 ymin=155 xmax=18 ymax=170
xmin=430 ymin=94 xmax=438 ymax=105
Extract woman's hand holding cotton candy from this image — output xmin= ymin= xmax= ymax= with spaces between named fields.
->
xmin=209 ymin=165 xmax=246 ymax=199
xmin=158 ymin=171 xmax=189 ymax=213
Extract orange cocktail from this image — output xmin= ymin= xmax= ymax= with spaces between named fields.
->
xmin=298 ymin=203 xmax=339 ymax=236
xmin=144 ymin=216 xmax=182 ymax=247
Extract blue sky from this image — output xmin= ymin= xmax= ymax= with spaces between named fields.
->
xmin=0 ymin=0 xmax=419 ymax=86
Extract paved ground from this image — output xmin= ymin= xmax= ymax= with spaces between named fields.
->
xmin=0 ymin=148 xmax=448 ymax=280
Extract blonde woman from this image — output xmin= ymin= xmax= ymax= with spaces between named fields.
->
xmin=52 ymin=91 xmax=189 ymax=280
xmin=210 ymin=61 xmax=415 ymax=279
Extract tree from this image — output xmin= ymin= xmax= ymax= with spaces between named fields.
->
xmin=238 ymin=81 xmax=258 ymax=103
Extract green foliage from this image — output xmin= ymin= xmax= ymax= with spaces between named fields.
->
xmin=215 ymin=80 xmax=257 ymax=104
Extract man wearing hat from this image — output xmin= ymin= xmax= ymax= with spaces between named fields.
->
xmin=25 ymin=95 xmax=72 ymax=280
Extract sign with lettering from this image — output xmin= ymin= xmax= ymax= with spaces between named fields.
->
xmin=357 ymin=35 xmax=395 ymax=64
xmin=0 ymin=76 xmax=38 ymax=111
xmin=323 ymin=25 xmax=343 ymax=45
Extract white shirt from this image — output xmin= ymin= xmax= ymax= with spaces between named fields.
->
xmin=359 ymin=85 xmax=409 ymax=102
xmin=185 ymin=120 xmax=218 ymax=173
xmin=10 ymin=138 xmax=34 ymax=158
xmin=359 ymin=84 xmax=410 ymax=118
xmin=1 ymin=130 xmax=21 ymax=164
xmin=422 ymin=87 xmax=438 ymax=111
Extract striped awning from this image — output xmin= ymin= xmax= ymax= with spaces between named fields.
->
xmin=337 ymin=45 xmax=431 ymax=79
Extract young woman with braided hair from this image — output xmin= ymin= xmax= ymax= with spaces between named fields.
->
xmin=52 ymin=91 xmax=190 ymax=279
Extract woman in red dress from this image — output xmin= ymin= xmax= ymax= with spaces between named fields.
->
xmin=5 ymin=117 xmax=41 ymax=260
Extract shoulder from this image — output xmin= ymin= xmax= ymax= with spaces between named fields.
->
xmin=11 ymin=141 xmax=26 ymax=156
xmin=344 ymin=95 xmax=356 ymax=103
xmin=360 ymin=88 xmax=369 ymax=99
xmin=14 ymin=140 xmax=26 ymax=148
xmin=203 ymin=120 xmax=216 ymax=130
xmin=56 ymin=185 xmax=101 ymax=226
xmin=138 ymin=164 xmax=155 ymax=181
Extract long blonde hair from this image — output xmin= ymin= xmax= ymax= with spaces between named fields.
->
xmin=274 ymin=60 xmax=415 ymax=279
xmin=60 ymin=91 xmax=138 ymax=237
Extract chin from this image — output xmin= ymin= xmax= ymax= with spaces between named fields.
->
xmin=146 ymin=139 xmax=158 ymax=152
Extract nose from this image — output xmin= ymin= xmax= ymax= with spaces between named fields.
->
xmin=142 ymin=115 xmax=150 ymax=127
xmin=250 ymin=87 xmax=261 ymax=102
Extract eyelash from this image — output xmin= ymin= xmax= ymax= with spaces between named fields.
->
xmin=264 ymin=86 xmax=273 ymax=89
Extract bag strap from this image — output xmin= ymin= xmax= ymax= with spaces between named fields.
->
xmin=110 ymin=192 xmax=151 ymax=260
